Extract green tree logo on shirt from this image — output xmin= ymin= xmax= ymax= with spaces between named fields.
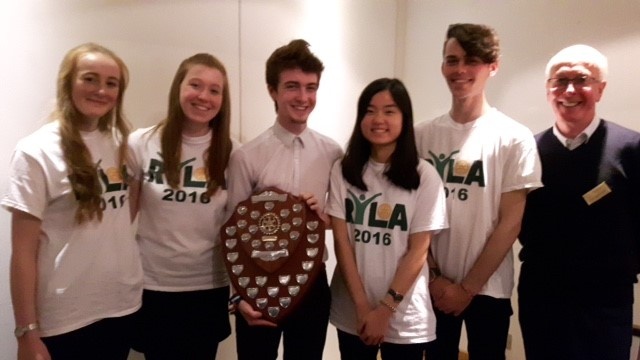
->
xmin=146 ymin=153 xmax=207 ymax=188
xmin=424 ymin=150 xmax=485 ymax=187
xmin=345 ymin=190 xmax=408 ymax=231
xmin=424 ymin=150 xmax=485 ymax=201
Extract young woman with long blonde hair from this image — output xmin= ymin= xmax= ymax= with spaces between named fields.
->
xmin=3 ymin=43 xmax=142 ymax=360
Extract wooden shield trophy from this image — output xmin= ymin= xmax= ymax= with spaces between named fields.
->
xmin=221 ymin=188 xmax=325 ymax=323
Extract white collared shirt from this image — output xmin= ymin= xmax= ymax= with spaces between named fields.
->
xmin=553 ymin=116 xmax=601 ymax=150
xmin=227 ymin=120 xmax=343 ymax=212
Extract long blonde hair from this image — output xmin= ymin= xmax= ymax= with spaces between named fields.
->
xmin=158 ymin=53 xmax=232 ymax=196
xmin=54 ymin=43 xmax=131 ymax=223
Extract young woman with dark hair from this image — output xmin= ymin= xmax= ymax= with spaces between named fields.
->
xmin=327 ymin=78 xmax=448 ymax=360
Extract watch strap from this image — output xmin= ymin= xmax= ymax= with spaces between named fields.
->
xmin=387 ymin=288 xmax=404 ymax=303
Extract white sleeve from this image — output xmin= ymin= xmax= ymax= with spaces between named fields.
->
xmin=226 ymin=147 xmax=255 ymax=209
xmin=2 ymin=148 xmax=48 ymax=219
xmin=410 ymin=161 xmax=448 ymax=234
xmin=127 ymin=128 xmax=149 ymax=181
xmin=502 ymin=134 xmax=543 ymax=193
xmin=326 ymin=160 xmax=346 ymax=220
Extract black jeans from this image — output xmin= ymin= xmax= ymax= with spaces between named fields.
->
xmin=425 ymin=295 xmax=512 ymax=360
xmin=235 ymin=267 xmax=331 ymax=360
xmin=337 ymin=329 xmax=428 ymax=360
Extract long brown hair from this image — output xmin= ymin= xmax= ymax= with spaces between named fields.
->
xmin=55 ymin=43 xmax=130 ymax=223
xmin=158 ymin=53 xmax=232 ymax=196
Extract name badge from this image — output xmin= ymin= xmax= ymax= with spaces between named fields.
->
xmin=582 ymin=181 xmax=612 ymax=205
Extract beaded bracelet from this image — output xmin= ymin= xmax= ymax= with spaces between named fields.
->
xmin=379 ymin=299 xmax=397 ymax=313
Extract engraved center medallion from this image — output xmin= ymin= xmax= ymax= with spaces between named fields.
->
xmin=259 ymin=212 xmax=280 ymax=235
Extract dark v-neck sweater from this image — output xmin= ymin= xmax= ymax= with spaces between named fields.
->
xmin=519 ymin=120 xmax=640 ymax=306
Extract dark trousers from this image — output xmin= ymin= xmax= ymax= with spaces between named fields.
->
xmin=137 ymin=287 xmax=231 ymax=360
xmin=337 ymin=329 xmax=428 ymax=360
xmin=42 ymin=312 xmax=136 ymax=360
xmin=425 ymin=295 xmax=512 ymax=360
xmin=235 ymin=268 xmax=330 ymax=360
xmin=519 ymin=294 xmax=632 ymax=360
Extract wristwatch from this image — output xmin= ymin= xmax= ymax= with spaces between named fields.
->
xmin=387 ymin=288 xmax=404 ymax=303
xmin=14 ymin=323 xmax=38 ymax=338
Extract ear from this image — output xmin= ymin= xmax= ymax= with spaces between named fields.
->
xmin=268 ymin=85 xmax=277 ymax=101
xmin=489 ymin=60 xmax=499 ymax=77
xmin=594 ymin=81 xmax=607 ymax=102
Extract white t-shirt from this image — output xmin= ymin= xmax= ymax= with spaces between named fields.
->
xmin=327 ymin=159 xmax=448 ymax=344
xmin=415 ymin=108 xmax=542 ymax=298
xmin=2 ymin=122 xmax=143 ymax=337
xmin=129 ymin=126 xmax=237 ymax=291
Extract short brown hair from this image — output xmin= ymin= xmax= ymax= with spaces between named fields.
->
xmin=445 ymin=23 xmax=500 ymax=64
xmin=265 ymin=39 xmax=324 ymax=91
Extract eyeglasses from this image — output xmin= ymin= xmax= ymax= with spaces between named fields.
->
xmin=547 ymin=75 xmax=600 ymax=91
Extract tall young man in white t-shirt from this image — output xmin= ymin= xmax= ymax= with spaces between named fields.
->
xmin=227 ymin=39 xmax=343 ymax=360
xmin=414 ymin=23 xmax=542 ymax=360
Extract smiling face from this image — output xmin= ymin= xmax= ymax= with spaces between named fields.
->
xmin=547 ymin=63 xmax=606 ymax=133
xmin=70 ymin=52 xmax=121 ymax=129
xmin=269 ymin=68 xmax=318 ymax=134
xmin=441 ymin=38 xmax=497 ymax=101
xmin=360 ymin=90 xmax=403 ymax=162
xmin=179 ymin=64 xmax=225 ymax=136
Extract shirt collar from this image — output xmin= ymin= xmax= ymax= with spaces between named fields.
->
xmin=553 ymin=116 xmax=600 ymax=150
xmin=273 ymin=120 xmax=307 ymax=147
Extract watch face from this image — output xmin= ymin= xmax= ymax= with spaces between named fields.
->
xmin=388 ymin=289 xmax=403 ymax=302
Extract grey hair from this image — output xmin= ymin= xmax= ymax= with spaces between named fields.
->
xmin=545 ymin=44 xmax=608 ymax=81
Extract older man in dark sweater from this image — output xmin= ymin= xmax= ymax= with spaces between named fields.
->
xmin=518 ymin=44 xmax=640 ymax=360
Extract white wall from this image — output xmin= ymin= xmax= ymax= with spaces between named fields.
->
xmin=2 ymin=0 xmax=640 ymax=359
xmin=402 ymin=1 xmax=640 ymax=359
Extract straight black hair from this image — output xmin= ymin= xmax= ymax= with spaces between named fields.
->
xmin=342 ymin=78 xmax=420 ymax=191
